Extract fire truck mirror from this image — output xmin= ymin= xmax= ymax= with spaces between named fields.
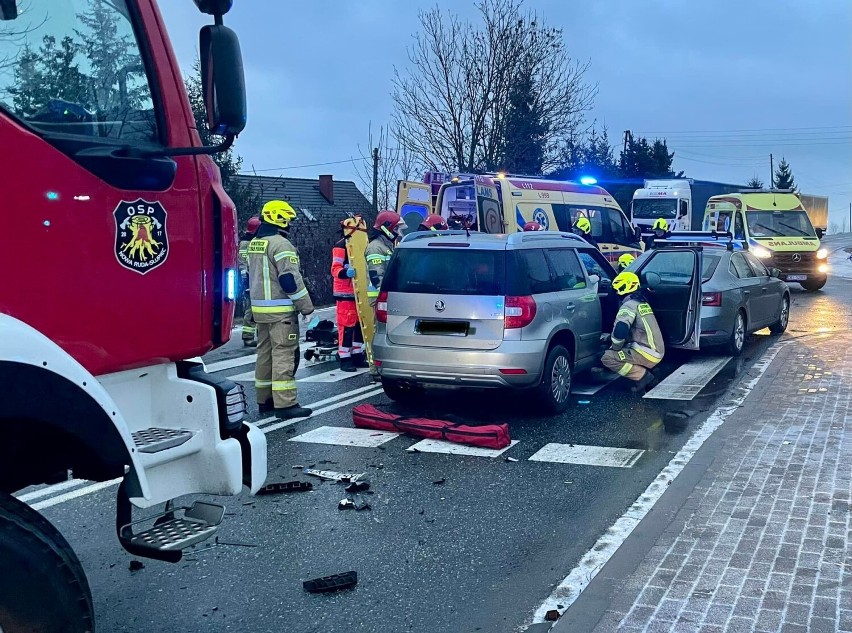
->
xmin=0 ymin=0 xmax=18 ymax=21
xmin=199 ymin=24 xmax=247 ymax=137
xmin=194 ymin=0 xmax=233 ymax=16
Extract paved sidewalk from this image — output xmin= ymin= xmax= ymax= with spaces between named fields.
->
xmin=554 ymin=333 xmax=852 ymax=633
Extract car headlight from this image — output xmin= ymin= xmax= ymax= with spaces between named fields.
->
xmin=817 ymin=248 xmax=828 ymax=259
xmin=752 ymin=246 xmax=772 ymax=259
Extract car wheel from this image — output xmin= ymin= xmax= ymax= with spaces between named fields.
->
xmin=381 ymin=377 xmax=423 ymax=404
xmin=725 ymin=310 xmax=746 ymax=356
xmin=535 ymin=345 xmax=573 ymax=414
xmin=800 ymin=278 xmax=826 ymax=292
xmin=769 ymin=294 xmax=790 ymax=335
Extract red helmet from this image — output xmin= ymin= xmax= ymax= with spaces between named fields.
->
xmin=374 ymin=210 xmax=405 ymax=238
xmin=523 ymin=221 xmax=544 ymax=232
xmin=245 ymin=215 xmax=261 ymax=236
xmin=419 ymin=215 xmax=448 ymax=231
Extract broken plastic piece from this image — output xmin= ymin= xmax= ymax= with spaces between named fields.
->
xmin=128 ymin=560 xmax=145 ymax=572
xmin=432 ymin=478 xmax=446 ymax=485
xmin=257 ymin=480 xmax=313 ymax=495
xmin=545 ymin=609 xmax=561 ymax=621
xmin=344 ymin=479 xmax=371 ymax=493
xmin=505 ymin=457 xmax=519 ymax=462
xmin=303 ymin=571 xmax=358 ymax=593
xmin=304 ymin=468 xmax=366 ymax=483
xmin=338 ymin=498 xmax=371 ymax=511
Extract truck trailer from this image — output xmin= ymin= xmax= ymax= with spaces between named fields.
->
xmin=630 ymin=178 xmax=744 ymax=232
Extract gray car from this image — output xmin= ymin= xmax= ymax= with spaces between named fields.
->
xmin=629 ymin=246 xmax=790 ymax=355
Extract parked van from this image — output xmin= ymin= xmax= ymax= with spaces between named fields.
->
xmin=396 ymin=174 xmax=643 ymax=265
xmin=703 ymin=191 xmax=828 ymax=291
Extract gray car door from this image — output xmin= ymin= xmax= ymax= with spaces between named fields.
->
xmin=743 ymin=252 xmax=783 ymax=324
xmin=729 ymin=252 xmax=765 ymax=328
xmin=545 ymin=248 xmax=600 ymax=363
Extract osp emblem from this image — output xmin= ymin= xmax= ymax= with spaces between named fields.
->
xmin=792 ymin=253 xmax=801 ymax=262
xmin=114 ymin=199 xmax=169 ymax=274
xmin=434 ymin=300 xmax=446 ymax=312
xmin=532 ymin=208 xmax=550 ymax=230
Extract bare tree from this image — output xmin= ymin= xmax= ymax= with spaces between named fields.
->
xmin=392 ymin=0 xmax=596 ymax=174
xmin=353 ymin=122 xmax=420 ymax=211
xmin=829 ymin=222 xmax=839 ymax=235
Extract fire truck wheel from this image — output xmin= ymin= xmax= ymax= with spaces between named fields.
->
xmin=0 ymin=492 xmax=95 ymax=633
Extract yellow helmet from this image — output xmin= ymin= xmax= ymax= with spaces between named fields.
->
xmin=261 ymin=200 xmax=297 ymax=229
xmin=617 ymin=253 xmax=635 ymax=270
xmin=612 ymin=271 xmax=640 ymax=296
xmin=652 ymin=217 xmax=669 ymax=232
xmin=574 ymin=216 xmax=592 ymax=234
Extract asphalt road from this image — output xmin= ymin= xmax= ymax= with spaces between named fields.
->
xmin=29 ymin=242 xmax=852 ymax=633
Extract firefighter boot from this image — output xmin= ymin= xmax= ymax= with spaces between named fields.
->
xmin=339 ymin=356 xmax=357 ymax=373
xmin=258 ymin=398 xmax=274 ymax=414
xmin=631 ymin=370 xmax=659 ymax=394
xmin=274 ymin=404 xmax=313 ymax=420
xmin=244 ymin=339 xmax=257 ymax=348
xmin=352 ymin=354 xmax=368 ymax=369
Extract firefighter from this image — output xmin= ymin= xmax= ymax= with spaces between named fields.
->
xmin=600 ymin=271 xmax=664 ymax=393
xmin=572 ymin=216 xmax=598 ymax=248
xmin=643 ymin=217 xmax=671 ymax=250
xmin=238 ymin=215 xmax=261 ymax=346
xmin=366 ymin=210 xmax=404 ymax=306
xmin=248 ymin=200 xmax=314 ymax=419
xmin=417 ymin=215 xmax=448 ymax=232
xmin=523 ymin=221 xmax=544 ymax=232
xmin=617 ymin=253 xmax=635 ymax=272
xmin=331 ymin=220 xmax=366 ymax=372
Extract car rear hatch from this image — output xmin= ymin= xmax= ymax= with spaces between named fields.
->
xmin=381 ymin=243 xmax=506 ymax=350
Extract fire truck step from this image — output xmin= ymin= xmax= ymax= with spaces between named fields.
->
xmin=123 ymin=501 xmax=224 ymax=553
xmin=131 ymin=427 xmax=195 ymax=454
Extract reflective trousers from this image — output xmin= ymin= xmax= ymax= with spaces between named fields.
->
xmin=242 ymin=290 xmax=256 ymax=341
xmin=255 ymin=320 xmax=300 ymax=408
xmin=601 ymin=347 xmax=660 ymax=382
xmin=336 ymin=300 xmax=364 ymax=358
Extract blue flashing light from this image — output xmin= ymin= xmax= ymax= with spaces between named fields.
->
xmin=225 ymin=269 xmax=237 ymax=301
xmin=579 ymin=176 xmax=597 ymax=186
xmin=46 ymin=191 xmax=59 ymax=201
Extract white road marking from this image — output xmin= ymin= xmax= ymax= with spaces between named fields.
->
xmin=16 ymin=478 xmax=87 ymax=502
xmin=258 ymin=388 xmax=384 ymax=435
xmin=531 ymin=341 xmax=784 ymax=623
xmin=204 ymin=354 xmax=257 ymax=373
xmin=299 ymin=367 xmax=370 ymax=383
xmin=571 ymin=373 xmax=619 ymax=395
xmin=643 ymin=356 xmax=730 ymax=401
xmin=31 ymin=478 xmax=123 ymax=511
xmin=289 ymin=426 xmax=399 ymax=448
xmin=406 ymin=439 xmax=519 ymax=457
xmin=528 ymin=443 xmax=644 ymax=468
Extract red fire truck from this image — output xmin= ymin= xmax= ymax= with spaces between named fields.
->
xmin=0 ymin=1 xmax=266 ymax=630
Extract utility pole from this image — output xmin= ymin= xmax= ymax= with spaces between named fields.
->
xmin=769 ymin=154 xmax=774 ymax=189
xmin=372 ymin=147 xmax=379 ymax=213
xmin=623 ymin=130 xmax=632 ymax=155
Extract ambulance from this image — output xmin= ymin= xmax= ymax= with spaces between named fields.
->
xmin=703 ymin=191 xmax=829 ymax=291
xmin=396 ymin=173 xmax=643 ymax=264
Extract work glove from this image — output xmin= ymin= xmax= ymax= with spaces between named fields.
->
xmin=346 ymin=266 xmax=356 ymax=278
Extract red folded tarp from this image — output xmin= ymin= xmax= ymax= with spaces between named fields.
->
xmin=352 ymin=404 xmax=511 ymax=450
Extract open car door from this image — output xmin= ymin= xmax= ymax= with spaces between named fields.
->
xmin=396 ymin=181 xmax=433 ymax=235
xmin=634 ymin=247 xmax=702 ymax=350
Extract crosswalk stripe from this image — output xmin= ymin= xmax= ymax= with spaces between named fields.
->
xmin=528 ymin=443 xmax=645 ymax=468
xmin=571 ymin=373 xmax=619 ymax=395
xmin=407 ymin=439 xmax=519 ymax=458
xmin=288 ymin=426 xmax=399 ymax=448
xmin=229 ymin=362 xmax=360 ymax=384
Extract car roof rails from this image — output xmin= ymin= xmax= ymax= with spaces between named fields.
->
xmin=399 ymin=229 xmax=472 ymax=244
xmin=506 ymin=231 xmax=587 ymax=245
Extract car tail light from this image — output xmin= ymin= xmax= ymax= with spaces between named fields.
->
xmin=504 ymin=296 xmax=537 ymax=329
xmin=376 ymin=291 xmax=388 ymax=323
xmin=702 ymin=292 xmax=722 ymax=307
xmin=499 ymin=368 xmax=528 ymax=375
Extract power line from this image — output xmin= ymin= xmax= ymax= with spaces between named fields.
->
xmin=251 ymin=158 xmax=358 ymax=173
xmin=633 ymin=125 xmax=852 ymax=135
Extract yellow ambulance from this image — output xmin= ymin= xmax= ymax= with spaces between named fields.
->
xmin=397 ymin=173 xmax=643 ymax=265
xmin=703 ymin=191 xmax=829 ymax=291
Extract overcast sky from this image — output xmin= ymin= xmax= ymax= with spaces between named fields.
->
xmin=160 ymin=0 xmax=852 ymax=227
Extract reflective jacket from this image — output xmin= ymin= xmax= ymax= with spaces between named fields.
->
xmin=610 ymin=294 xmax=665 ymax=362
xmin=238 ymin=238 xmax=251 ymax=288
xmin=331 ymin=243 xmax=355 ymax=301
xmin=365 ymin=233 xmax=394 ymax=299
xmin=247 ymin=229 xmax=314 ymax=323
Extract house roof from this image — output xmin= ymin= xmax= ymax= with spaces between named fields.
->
xmin=232 ymin=174 xmax=373 ymax=223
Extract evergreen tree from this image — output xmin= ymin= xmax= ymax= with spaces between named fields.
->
xmin=619 ymin=135 xmax=681 ymax=178
xmin=773 ymin=157 xmax=797 ymax=191
xmin=745 ymin=176 xmax=764 ymax=188
xmin=499 ymin=71 xmax=547 ymax=175
xmin=9 ymin=36 xmax=88 ymax=118
xmin=184 ymin=60 xmax=260 ymax=225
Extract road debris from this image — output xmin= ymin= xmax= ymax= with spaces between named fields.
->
xmin=215 ymin=537 xmax=257 ymax=548
xmin=128 ymin=560 xmax=145 ymax=572
xmin=432 ymin=478 xmax=446 ymax=485
xmin=304 ymin=468 xmax=366 ymax=483
xmin=344 ymin=479 xmax=371 ymax=493
xmin=303 ymin=571 xmax=358 ymax=593
xmin=338 ymin=498 xmax=371 ymax=511
xmin=545 ymin=609 xmax=561 ymax=621
xmin=505 ymin=456 xmax=519 ymax=462
xmin=257 ymin=480 xmax=313 ymax=495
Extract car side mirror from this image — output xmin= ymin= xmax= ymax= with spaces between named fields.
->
xmin=588 ymin=274 xmax=600 ymax=286
xmin=770 ymin=268 xmax=782 ymax=278
xmin=815 ymin=227 xmax=825 ymax=239
xmin=643 ymin=272 xmax=662 ymax=290
xmin=200 ymin=24 xmax=247 ymax=137
xmin=634 ymin=226 xmax=642 ymax=242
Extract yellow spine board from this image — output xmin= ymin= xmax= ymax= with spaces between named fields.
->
xmin=343 ymin=217 xmax=376 ymax=366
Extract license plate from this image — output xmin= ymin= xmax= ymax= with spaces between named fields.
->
xmin=416 ymin=320 xmax=469 ymax=336
xmin=786 ymin=274 xmax=807 ymax=281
